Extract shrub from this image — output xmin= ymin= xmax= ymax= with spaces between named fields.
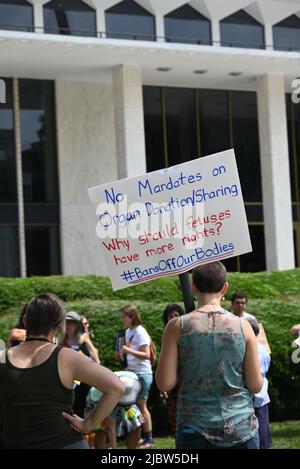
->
xmin=1 ymin=270 xmax=300 ymax=431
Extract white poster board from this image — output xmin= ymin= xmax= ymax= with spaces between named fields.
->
xmin=88 ymin=149 xmax=252 ymax=291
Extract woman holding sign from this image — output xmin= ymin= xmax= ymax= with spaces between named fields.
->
xmin=156 ymin=262 xmax=263 ymax=449
xmin=119 ymin=305 xmax=155 ymax=449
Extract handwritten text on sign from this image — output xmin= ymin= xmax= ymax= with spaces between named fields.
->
xmin=88 ymin=149 xmax=252 ymax=291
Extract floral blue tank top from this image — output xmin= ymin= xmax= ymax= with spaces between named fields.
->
xmin=177 ymin=309 xmax=258 ymax=447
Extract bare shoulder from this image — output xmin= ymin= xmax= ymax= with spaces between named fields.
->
xmin=241 ymin=318 xmax=255 ymax=341
xmin=58 ymin=346 xmax=81 ymax=364
xmin=166 ymin=317 xmax=181 ymax=331
xmin=164 ymin=317 xmax=181 ymax=342
xmin=60 ymin=346 xmax=96 ymax=365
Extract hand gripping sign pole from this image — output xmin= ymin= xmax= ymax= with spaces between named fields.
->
xmin=179 ymin=272 xmax=195 ymax=314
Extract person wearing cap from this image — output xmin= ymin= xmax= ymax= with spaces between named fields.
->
xmin=85 ymin=371 xmax=144 ymax=449
xmin=60 ymin=311 xmax=100 ymax=418
xmin=61 ymin=311 xmax=100 ymax=364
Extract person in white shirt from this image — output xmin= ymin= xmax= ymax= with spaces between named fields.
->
xmin=119 ymin=304 xmax=154 ymax=449
xmin=247 ymin=318 xmax=272 ymax=449
xmin=231 ymin=292 xmax=257 ymax=322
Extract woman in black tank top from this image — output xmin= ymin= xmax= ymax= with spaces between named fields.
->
xmin=0 ymin=293 xmax=124 ymax=449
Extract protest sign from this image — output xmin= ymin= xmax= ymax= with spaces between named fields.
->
xmin=88 ymin=149 xmax=252 ymax=291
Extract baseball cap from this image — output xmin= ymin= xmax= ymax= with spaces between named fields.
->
xmin=66 ymin=311 xmax=81 ymax=322
xmin=89 ymin=371 xmax=142 ymax=407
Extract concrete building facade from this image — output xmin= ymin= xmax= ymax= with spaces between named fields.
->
xmin=0 ymin=0 xmax=300 ymax=277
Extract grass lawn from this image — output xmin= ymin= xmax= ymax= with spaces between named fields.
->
xmin=155 ymin=421 xmax=300 ymax=449
xmin=114 ymin=421 xmax=300 ymax=449
xmin=138 ymin=421 xmax=300 ymax=449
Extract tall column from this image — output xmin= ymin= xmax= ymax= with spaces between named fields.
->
xmin=211 ymin=18 xmax=220 ymax=46
xmin=31 ymin=0 xmax=45 ymax=33
xmin=13 ymin=78 xmax=27 ymax=277
xmin=55 ymin=80 xmax=118 ymax=275
xmin=94 ymin=6 xmax=105 ymax=37
xmin=155 ymin=14 xmax=165 ymax=42
xmin=257 ymin=74 xmax=295 ymax=270
xmin=113 ymin=64 xmax=147 ymax=179
xmin=264 ymin=23 xmax=274 ymax=50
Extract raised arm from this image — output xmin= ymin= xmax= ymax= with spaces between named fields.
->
xmin=82 ymin=335 xmax=100 ymax=364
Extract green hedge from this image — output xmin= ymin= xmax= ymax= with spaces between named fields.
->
xmin=0 ymin=275 xmax=182 ymax=315
xmin=2 ymin=268 xmax=300 ymax=315
xmin=1 ymin=271 xmax=300 ymax=433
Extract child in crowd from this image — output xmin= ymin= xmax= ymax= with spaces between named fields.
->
xmin=85 ymin=371 xmax=144 ymax=449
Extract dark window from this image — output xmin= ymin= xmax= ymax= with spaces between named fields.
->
xmin=0 ymin=78 xmax=19 ymax=278
xmin=19 ymin=79 xmax=61 ymax=276
xmin=286 ymin=95 xmax=297 ymax=204
xmin=273 ymin=15 xmax=300 ymax=51
xmin=143 ymin=85 xmax=265 ymax=272
xmin=0 ymin=78 xmax=17 ymax=203
xmin=287 ymin=94 xmax=300 ymax=222
xmin=197 ymin=89 xmax=230 ymax=156
xmin=164 ymin=4 xmax=211 ymax=45
xmin=223 ymin=226 xmax=266 ymax=272
xmin=164 ymin=88 xmax=198 ymax=166
xmin=25 ymin=225 xmax=61 ymax=276
xmin=0 ymin=0 xmax=33 ymax=32
xmin=43 ymin=0 xmax=96 ymax=37
xmin=294 ymin=229 xmax=298 ymax=267
xmin=290 ymin=100 xmax=300 ymax=201
xmin=240 ymin=225 xmax=266 ymax=272
xmin=19 ymin=79 xmax=59 ymax=204
xmin=105 ymin=0 xmax=155 ymax=41
xmin=143 ymin=87 xmax=165 ymax=172
xmin=0 ymin=226 xmax=20 ymax=277
xmin=220 ymin=9 xmax=265 ymax=49
xmin=245 ymin=205 xmax=263 ymax=223
xmin=222 ymin=257 xmax=238 ymax=273
xmin=231 ymin=91 xmax=262 ymax=202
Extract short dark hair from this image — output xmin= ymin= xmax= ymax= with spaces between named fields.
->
xmin=192 ymin=262 xmax=227 ymax=294
xmin=231 ymin=292 xmax=248 ymax=304
xmin=162 ymin=304 xmax=185 ymax=326
xmin=25 ymin=293 xmax=65 ymax=336
xmin=247 ymin=318 xmax=260 ymax=336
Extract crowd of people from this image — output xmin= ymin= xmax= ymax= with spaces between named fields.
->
xmin=0 ymin=261 xmax=297 ymax=449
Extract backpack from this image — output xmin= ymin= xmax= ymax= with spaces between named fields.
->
xmin=149 ymin=339 xmax=157 ymax=368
